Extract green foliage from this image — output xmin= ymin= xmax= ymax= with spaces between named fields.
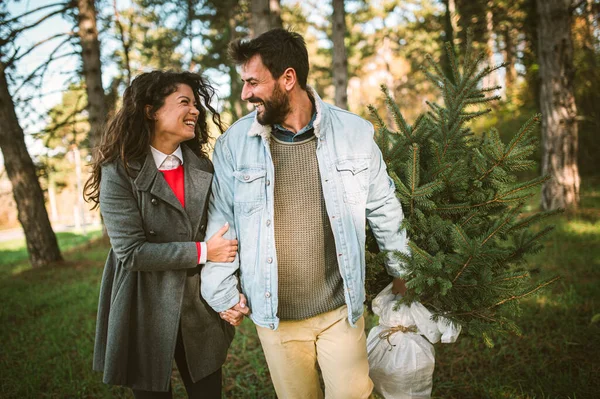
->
xmin=2 ymin=188 xmax=599 ymax=397
xmin=367 ymin=34 xmax=559 ymax=343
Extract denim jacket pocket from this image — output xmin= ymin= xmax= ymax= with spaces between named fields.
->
xmin=233 ymin=168 xmax=266 ymax=203
xmin=336 ymin=158 xmax=369 ymax=204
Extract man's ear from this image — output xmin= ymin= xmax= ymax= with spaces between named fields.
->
xmin=281 ymin=67 xmax=297 ymax=91
xmin=144 ymin=105 xmax=154 ymax=120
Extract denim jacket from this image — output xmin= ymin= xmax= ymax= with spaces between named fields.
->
xmin=201 ymin=88 xmax=408 ymax=330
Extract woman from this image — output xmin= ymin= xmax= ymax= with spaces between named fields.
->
xmin=85 ymin=71 xmax=238 ymax=398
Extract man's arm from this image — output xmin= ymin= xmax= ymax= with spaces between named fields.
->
xmin=364 ymin=132 xmax=410 ymax=293
xmin=200 ymin=136 xmax=243 ymax=312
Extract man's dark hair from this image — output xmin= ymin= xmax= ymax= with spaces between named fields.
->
xmin=229 ymin=28 xmax=309 ymax=90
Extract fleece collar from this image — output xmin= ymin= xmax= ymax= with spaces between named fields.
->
xmin=247 ymin=85 xmax=324 ymax=141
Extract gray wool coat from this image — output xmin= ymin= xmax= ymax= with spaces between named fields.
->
xmin=92 ymin=145 xmax=234 ymax=392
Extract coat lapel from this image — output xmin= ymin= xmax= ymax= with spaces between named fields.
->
xmin=182 ymin=146 xmax=213 ymax=237
xmin=133 ymin=152 xmax=187 ymax=214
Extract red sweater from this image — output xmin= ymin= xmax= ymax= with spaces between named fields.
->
xmin=160 ymin=165 xmax=201 ymax=262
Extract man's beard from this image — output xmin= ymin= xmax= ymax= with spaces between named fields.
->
xmin=252 ymin=84 xmax=291 ymax=126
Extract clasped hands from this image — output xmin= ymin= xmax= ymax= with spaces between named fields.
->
xmin=219 ymin=293 xmax=250 ymax=326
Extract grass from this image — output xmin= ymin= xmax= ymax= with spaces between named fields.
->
xmin=1 ymin=182 xmax=599 ymax=399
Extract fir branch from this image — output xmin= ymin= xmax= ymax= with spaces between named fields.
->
xmin=382 ymin=86 xmax=412 ymax=141
xmin=477 ymin=115 xmax=541 ymax=182
xmin=490 ymin=276 xmax=560 ymax=309
xmin=407 ymin=241 xmax=434 ymax=263
xmin=496 ymin=273 xmax=530 ymax=283
xmin=445 ymin=42 xmax=460 ymax=85
xmin=458 ymin=109 xmax=492 ymax=123
xmin=459 ymin=212 xmax=478 ymax=228
xmin=497 ymin=175 xmax=550 ymax=201
xmin=461 ymin=51 xmax=487 ymax=86
xmin=453 ymin=256 xmax=474 ymax=283
xmin=423 ymin=54 xmax=446 ymax=85
xmin=368 ymin=104 xmax=386 ymax=129
xmin=481 ymin=205 xmax=523 ymax=246
xmin=508 ymin=209 xmax=562 ymax=232
xmin=481 ymin=85 xmax=502 ymax=93
xmin=464 ymin=95 xmax=501 ymax=106
xmin=472 ymin=62 xmax=508 ymax=89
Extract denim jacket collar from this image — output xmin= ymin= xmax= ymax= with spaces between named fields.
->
xmin=247 ymin=85 xmax=326 ymax=140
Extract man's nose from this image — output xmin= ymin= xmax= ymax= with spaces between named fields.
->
xmin=241 ymin=84 xmax=251 ymax=101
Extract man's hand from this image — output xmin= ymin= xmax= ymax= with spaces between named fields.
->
xmin=219 ymin=293 xmax=250 ymax=326
xmin=392 ymin=278 xmax=407 ymax=296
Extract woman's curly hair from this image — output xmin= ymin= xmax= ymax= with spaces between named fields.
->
xmin=84 ymin=70 xmax=225 ymax=207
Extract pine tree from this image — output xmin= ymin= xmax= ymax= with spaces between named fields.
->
xmin=365 ymin=34 xmax=559 ymax=346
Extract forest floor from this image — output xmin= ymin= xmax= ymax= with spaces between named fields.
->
xmin=1 ymin=179 xmax=598 ymax=399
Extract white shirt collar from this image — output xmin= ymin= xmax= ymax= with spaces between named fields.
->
xmin=150 ymin=145 xmax=184 ymax=169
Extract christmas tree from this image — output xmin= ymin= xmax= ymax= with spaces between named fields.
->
xmin=365 ymin=36 xmax=559 ymax=346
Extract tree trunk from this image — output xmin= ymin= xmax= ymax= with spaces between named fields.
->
xmin=503 ymin=27 xmax=517 ymax=95
xmin=442 ymin=0 xmax=458 ymax=83
xmin=228 ymin=9 xmax=243 ymax=119
xmin=270 ymin=0 xmax=283 ymax=29
xmin=251 ymin=0 xmax=272 ymax=36
xmin=77 ymin=0 xmax=107 ymax=150
xmin=484 ymin=0 xmax=497 ymax=89
xmin=113 ymin=0 xmax=131 ymax=86
xmin=332 ymin=0 xmax=348 ymax=109
xmin=536 ymin=0 xmax=580 ymax=210
xmin=0 ymin=63 xmax=62 ymax=267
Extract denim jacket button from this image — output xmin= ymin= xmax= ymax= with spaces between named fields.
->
xmin=269 ymin=323 xmax=275 ymax=330
xmin=267 ymin=257 xmax=273 ymax=264
xmin=265 ymin=291 xmax=271 ymax=298
xmin=266 ymin=179 xmax=271 ymax=186
xmin=266 ymin=219 xmax=271 ymax=226
xmin=244 ymin=175 xmax=250 ymax=181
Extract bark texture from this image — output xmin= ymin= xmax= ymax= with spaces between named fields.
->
xmin=77 ymin=0 xmax=107 ymax=150
xmin=332 ymin=0 xmax=348 ymax=109
xmin=536 ymin=0 xmax=580 ymax=210
xmin=0 ymin=63 xmax=62 ymax=267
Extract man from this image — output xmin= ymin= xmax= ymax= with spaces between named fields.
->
xmin=201 ymin=28 xmax=408 ymax=399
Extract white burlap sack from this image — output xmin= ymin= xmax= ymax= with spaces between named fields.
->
xmin=367 ymin=283 xmax=461 ymax=399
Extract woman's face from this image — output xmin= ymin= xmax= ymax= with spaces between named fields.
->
xmin=151 ymin=84 xmax=200 ymax=149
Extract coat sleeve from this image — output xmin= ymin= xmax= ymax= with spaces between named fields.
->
xmin=365 ymin=127 xmax=410 ymax=278
xmin=200 ymin=136 xmax=241 ymax=312
xmin=99 ymin=162 xmax=198 ymax=271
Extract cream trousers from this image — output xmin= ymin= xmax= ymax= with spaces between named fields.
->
xmin=256 ymin=305 xmax=374 ymax=399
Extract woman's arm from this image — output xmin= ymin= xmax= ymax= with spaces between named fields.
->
xmin=100 ymin=162 xmax=198 ymax=271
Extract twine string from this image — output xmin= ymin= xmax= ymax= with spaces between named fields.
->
xmin=378 ymin=325 xmax=418 ymax=351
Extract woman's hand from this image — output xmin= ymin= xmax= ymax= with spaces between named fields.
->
xmin=220 ymin=294 xmax=250 ymax=326
xmin=206 ymin=222 xmax=238 ymax=262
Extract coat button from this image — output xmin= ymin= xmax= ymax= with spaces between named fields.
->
xmin=151 ymin=198 xmax=158 ymax=205
xmin=200 ymin=224 xmax=206 ymax=231
xmin=149 ymin=230 xmax=156 ymax=236
xmin=265 ymin=291 xmax=271 ymax=298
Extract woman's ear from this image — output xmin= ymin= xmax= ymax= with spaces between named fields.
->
xmin=144 ymin=105 xmax=154 ymax=120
